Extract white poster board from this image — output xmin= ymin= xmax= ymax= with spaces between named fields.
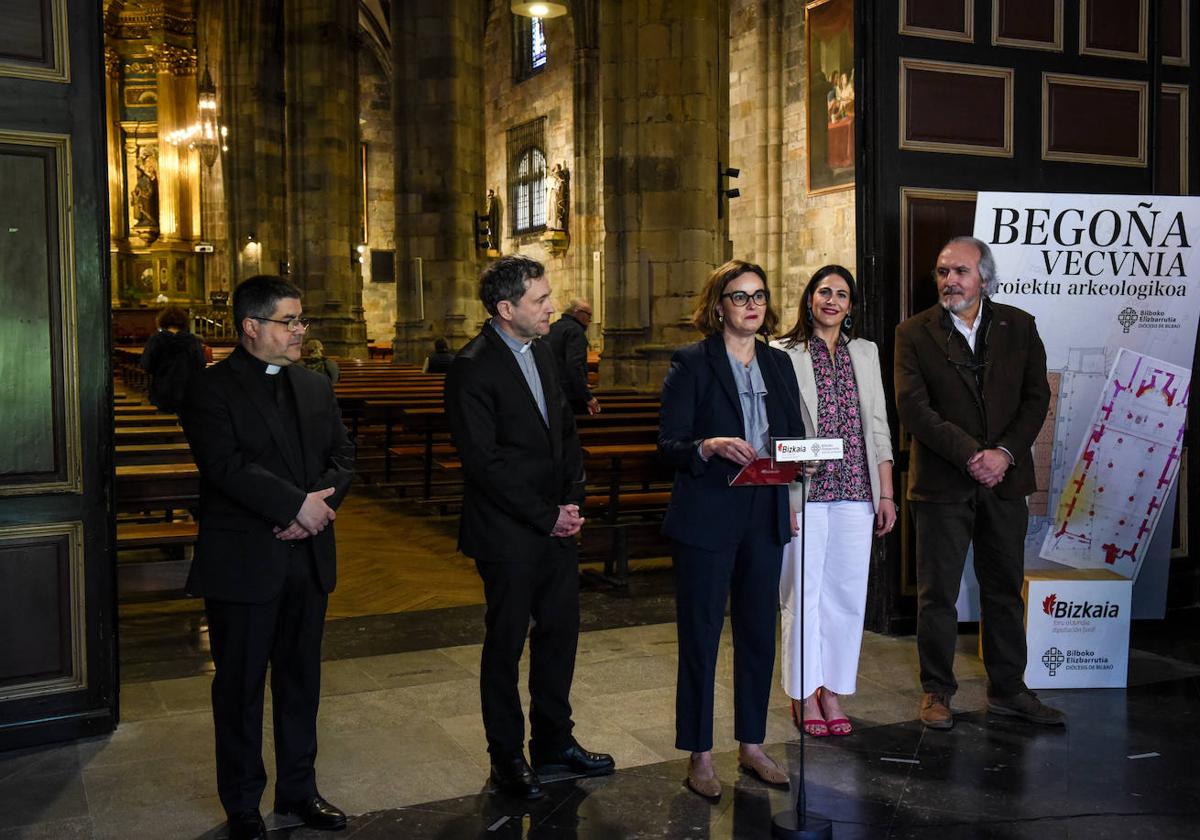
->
xmin=970 ymin=193 xmax=1200 ymax=618
xmin=1023 ymin=571 xmax=1131 ymax=689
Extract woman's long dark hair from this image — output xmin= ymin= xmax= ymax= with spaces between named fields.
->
xmin=777 ymin=264 xmax=859 ymax=348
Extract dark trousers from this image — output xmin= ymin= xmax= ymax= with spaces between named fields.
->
xmin=205 ymin=550 xmax=328 ymax=816
xmin=912 ymin=489 xmax=1029 ymax=698
xmin=475 ymin=539 xmax=580 ymax=759
xmin=674 ymin=486 xmax=782 ymax=752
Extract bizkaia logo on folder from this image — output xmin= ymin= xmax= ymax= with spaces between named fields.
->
xmin=1042 ymin=592 xmax=1121 ymax=619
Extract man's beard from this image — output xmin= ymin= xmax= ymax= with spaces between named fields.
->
xmin=940 ymin=291 xmax=978 ymax=314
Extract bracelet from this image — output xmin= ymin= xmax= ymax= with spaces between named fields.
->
xmin=879 ymin=496 xmax=894 ymax=502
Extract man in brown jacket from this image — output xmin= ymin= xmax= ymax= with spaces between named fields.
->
xmin=895 ymin=236 xmax=1065 ymax=730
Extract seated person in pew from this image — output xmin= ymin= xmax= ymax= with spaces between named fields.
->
xmin=140 ymin=306 xmax=206 ymax=415
xmin=422 ymin=337 xmax=456 ymax=373
xmin=300 ymin=339 xmax=340 ymax=384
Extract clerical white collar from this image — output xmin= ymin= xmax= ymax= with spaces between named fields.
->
xmin=266 ymin=364 xmax=282 ymax=375
xmin=490 ymin=319 xmax=533 ymax=354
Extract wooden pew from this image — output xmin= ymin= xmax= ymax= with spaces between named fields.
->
xmin=579 ymin=442 xmax=674 ymax=585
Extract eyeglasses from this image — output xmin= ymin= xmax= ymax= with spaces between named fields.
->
xmin=943 ymin=329 xmax=988 ymax=374
xmin=254 ymin=316 xmax=311 ymax=333
xmin=721 ymin=289 xmax=769 ymax=307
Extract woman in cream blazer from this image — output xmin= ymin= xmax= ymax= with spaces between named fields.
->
xmin=771 ymin=265 xmax=896 ymax=737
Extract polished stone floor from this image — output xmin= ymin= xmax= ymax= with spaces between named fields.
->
xmin=2 ymin=606 xmax=1198 ymax=839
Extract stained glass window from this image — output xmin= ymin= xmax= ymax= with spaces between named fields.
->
xmin=531 ymin=17 xmax=547 ymax=70
xmin=513 ymin=14 xmax=548 ymax=82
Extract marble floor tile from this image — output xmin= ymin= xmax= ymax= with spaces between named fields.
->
xmin=0 ymin=770 xmax=89 ymax=831
xmin=349 ymin=647 xmax=474 ymax=690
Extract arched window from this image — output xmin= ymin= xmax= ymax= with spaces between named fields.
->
xmin=507 ymin=117 xmax=548 ymax=236
xmin=513 ymin=147 xmax=547 ymax=233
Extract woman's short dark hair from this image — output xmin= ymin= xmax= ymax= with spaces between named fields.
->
xmin=778 ymin=264 xmax=859 ymax=348
xmin=479 ymin=255 xmax=544 ymax=316
xmin=157 ymin=306 xmax=190 ymax=330
xmin=690 ymin=259 xmax=780 ymax=336
xmin=233 ymin=274 xmax=302 ymax=337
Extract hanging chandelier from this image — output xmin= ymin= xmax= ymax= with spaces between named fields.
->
xmin=164 ymin=62 xmax=227 ymax=169
xmin=510 ymin=2 xmax=568 ymax=18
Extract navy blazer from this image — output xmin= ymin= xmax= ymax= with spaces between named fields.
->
xmin=658 ymin=334 xmax=806 ymax=550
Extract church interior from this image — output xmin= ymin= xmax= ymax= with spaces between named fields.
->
xmin=2 ymin=1 xmax=1200 ymax=837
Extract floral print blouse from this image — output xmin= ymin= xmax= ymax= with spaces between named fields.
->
xmin=806 ymin=337 xmax=872 ymax=503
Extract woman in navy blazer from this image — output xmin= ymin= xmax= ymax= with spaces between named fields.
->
xmin=659 ymin=259 xmax=806 ymax=799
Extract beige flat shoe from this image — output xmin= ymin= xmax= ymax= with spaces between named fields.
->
xmin=737 ymin=752 xmax=790 ymax=788
xmin=685 ymin=763 xmax=722 ymax=800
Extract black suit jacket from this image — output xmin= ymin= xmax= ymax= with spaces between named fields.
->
xmin=895 ymin=301 xmax=1049 ymax=502
xmin=445 ymin=325 xmax=585 ymax=563
xmin=182 ymin=345 xmax=355 ymax=603
xmin=658 ymin=334 xmax=806 ymax=551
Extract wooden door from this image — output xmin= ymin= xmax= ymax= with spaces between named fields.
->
xmin=855 ymin=0 xmax=1199 ymax=632
xmin=0 ymin=0 xmax=117 ymax=748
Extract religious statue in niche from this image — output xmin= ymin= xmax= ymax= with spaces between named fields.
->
xmin=130 ymin=145 xmax=159 ymax=231
xmin=487 ymin=188 xmax=502 ymax=253
xmin=548 ymin=163 xmax=570 ymax=232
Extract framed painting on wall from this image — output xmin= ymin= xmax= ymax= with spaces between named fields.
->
xmin=806 ymin=0 xmax=855 ymax=195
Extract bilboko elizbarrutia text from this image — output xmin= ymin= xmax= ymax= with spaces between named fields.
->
xmin=987 ymin=202 xmax=1191 ymax=298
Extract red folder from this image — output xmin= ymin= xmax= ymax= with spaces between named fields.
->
xmin=728 ymin=457 xmax=801 ymax=486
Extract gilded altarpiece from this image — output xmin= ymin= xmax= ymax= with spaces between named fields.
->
xmin=104 ymin=2 xmax=203 ymax=320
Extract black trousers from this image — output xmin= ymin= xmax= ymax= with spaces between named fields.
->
xmin=673 ymin=486 xmax=782 ymax=752
xmin=475 ymin=539 xmax=580 ymax=759
xmin=912 ymin=488 xmax=1029 ymax=698
xmin=205 ymin=549 xmax=328 ymax=816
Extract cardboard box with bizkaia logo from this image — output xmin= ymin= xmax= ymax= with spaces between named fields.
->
xmin=1022 ymin=568 xmax=1132 ymax=689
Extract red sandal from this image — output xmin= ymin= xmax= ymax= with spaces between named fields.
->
xmin=818 ymin=689 xmax=853 ymax=736
xmin=790 ymin=698 xmax=829 ymax=737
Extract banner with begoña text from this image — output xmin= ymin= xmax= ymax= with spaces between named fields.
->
xmin=973 ymin=193 xmax=1199 ymax=619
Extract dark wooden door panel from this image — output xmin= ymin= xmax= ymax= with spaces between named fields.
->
xmin=0 ymin=0 xmax=116 ymax=749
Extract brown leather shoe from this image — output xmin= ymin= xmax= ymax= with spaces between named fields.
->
xmin=919 ymin=692 xmax=954 ymax=730
xmin=988 ymin=690 xmax=1066 ymax=725
xmin=737 ymin=752 xmax=789 ymax=788
xmin=685 ymin=760 xmax=721 ymax=800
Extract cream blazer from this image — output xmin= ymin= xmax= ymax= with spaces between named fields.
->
xmin=770 ymin=337 xmax=894 ymax=511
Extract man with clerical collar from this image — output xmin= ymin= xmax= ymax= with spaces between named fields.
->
xmin=895 ymin=236 xmax=1065 ymax=731
xmin=445 ymin=255 xmax=614 ymax=800
xmin=182 ymin=275 xmax=355 ymax=840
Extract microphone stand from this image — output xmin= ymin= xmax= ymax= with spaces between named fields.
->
xmin=772 ymin=468 xmax=832 ymax=839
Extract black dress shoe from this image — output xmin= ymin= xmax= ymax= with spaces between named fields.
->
xmin=273 ymin=794 xmax=347 ymax=831
xmin=227 ymin=811 xmax=266 ymax=840
xmin=489 ymin=754 xmax=546 ymax=800
xmin=532 ymin=741 xmax=616 ymax=777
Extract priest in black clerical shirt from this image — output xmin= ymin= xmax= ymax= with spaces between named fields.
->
xmin=182 ymin=275 xmax=355 ymax=840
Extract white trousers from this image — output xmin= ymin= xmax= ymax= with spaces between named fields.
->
xmin=779 ymin=500 xmax=874 ymax=700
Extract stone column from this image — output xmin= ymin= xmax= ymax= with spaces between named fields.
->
xmin=599 ymin=0 xmax=730 ymax=389
xmin=283 ymin=0 xmax=368 ymax=357
xmin=572 ymin=0 xmax=603 ymax=350
xmin=220 ymin=0 xmax=288 ymax=287
xmin=390 ymin=0 xmax=485 ymax=363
